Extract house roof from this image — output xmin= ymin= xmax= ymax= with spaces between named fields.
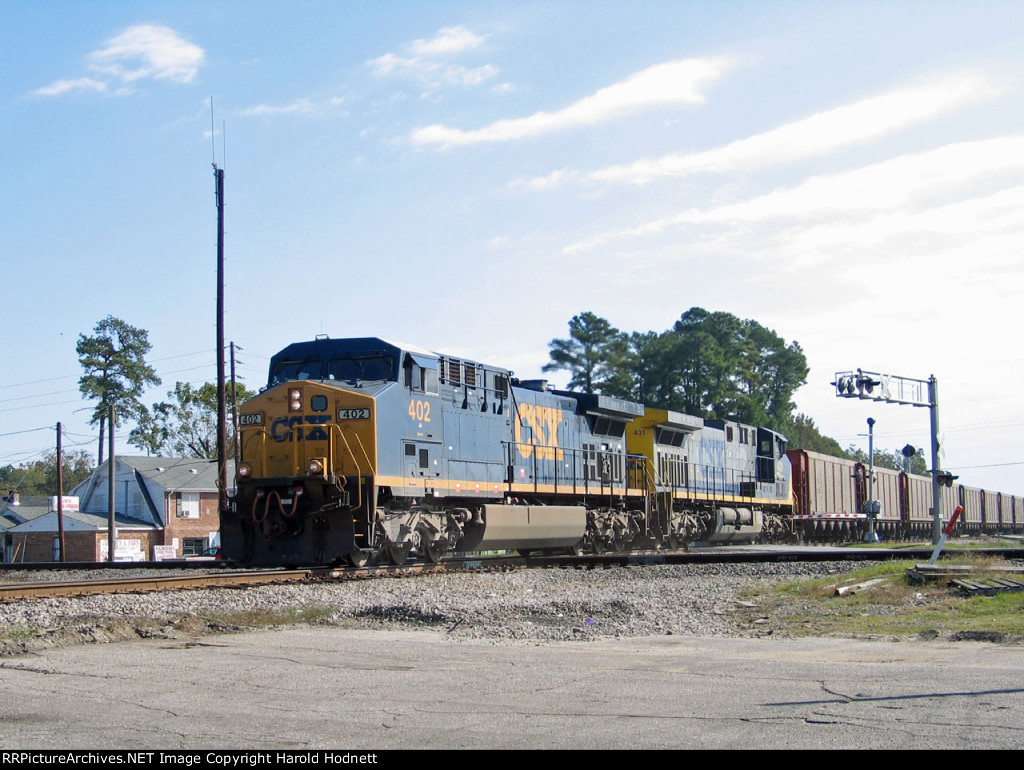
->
xmin=0 ymin=504 xmax=50 ymax=530
xmin=65 ymin=457 xmax=234 ymax=528
xmin=0 ymin=495 xmax=53 ymax=531
xmin=112 ymin=456 xmax=233 ymax=491
xmin=10 ymin=510 xmax=158 ymax=533
xmin=70 ymin=456 xmax=234 ymax=496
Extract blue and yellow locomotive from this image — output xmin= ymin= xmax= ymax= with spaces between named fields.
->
xmin=222 ymin=336 xmax=792 ymax=566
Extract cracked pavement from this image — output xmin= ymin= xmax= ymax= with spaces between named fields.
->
xmin=0 ymin=629 xmax=1022 ymax=749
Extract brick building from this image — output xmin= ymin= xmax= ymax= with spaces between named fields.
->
xmin=8 ymin=457 xmax=232 ymax=562
xmin=1 ymin=494 xmax=50 ymax=562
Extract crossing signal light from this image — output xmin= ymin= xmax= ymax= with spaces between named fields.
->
xmin=832 ymin=375 xmax=857 ymax=396
xmin=936 ymin=471 xmax=958 ymax=487
xmin=856 ymin=374 xmax=880 ymax=395
xmin=832 ymin=371 xmax=881 ymax=399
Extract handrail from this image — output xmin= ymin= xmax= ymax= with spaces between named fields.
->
xmin=506 ymin=441 xmax=647 ymax=498
xmin=328 ymin=424 xmax=367 ymax=511
xmin=238 ymin=423 xmax=367 ymax=510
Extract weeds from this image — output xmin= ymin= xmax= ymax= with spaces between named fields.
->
xmin=213 ymin=605 xmax=336 ymax=628
xmin=738 ymin=555 xmax=1024 ymax=639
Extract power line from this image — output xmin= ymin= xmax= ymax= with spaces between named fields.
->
xmin=0 ymin=426 xmax=54 ymax=438
xmin=947 ymin=461 xmax=1024 ymax=470
xmin=0 ymin=348 xmax=219 ymax=391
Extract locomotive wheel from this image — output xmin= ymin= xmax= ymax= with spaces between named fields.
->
xmin=346 ymin=548 xmax=372 ymax=568
xmin=415 ymin=523 xmax=446 ymax=564
xmin=422 ymin=541 xmax=446 ymax=564
xmin=385 ymin=542 xmax=411 ymax=565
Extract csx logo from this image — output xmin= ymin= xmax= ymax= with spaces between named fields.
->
xmin=514 ymin=404 xmax=564 ymax=461
xmin=271 ymin=415 xmax=330 ymax=442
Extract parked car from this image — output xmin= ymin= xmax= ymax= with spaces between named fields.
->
xmin=185 ymin=546 xmax=223 ymax=561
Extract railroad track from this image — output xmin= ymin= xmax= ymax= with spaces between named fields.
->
xmin=2 ymin=546 xmax=1022 ymax=602
xmin=0 ymin=557 xmax=502 ymax=602
xmin=0 ymin=569 xmax=321 ymax=602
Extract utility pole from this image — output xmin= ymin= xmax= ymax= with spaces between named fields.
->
xmin=56 ymin=422 xmax=65 ymax=562
xmin=832 ymin=369 xmax=945 ymax=543
xmin=107 ymin=405 xmax=116 ymax=562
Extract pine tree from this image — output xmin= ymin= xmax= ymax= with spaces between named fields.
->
xmin=542 ymin=312 xmax=628 ymax=392
xmin=77 ymin=316 xmax=161 ymax=463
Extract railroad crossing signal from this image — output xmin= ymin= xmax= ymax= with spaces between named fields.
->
xmin=832 ymin=368 xmax=945 ymax=543
xmin=831 ymin=369 xmax=932 ymax=407
xmin=833 ymin=370 xmax=881 ymax=398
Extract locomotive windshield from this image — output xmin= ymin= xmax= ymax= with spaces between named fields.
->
xmin=269 ymin=353 xmax=395 ymax=385
xmin=270 ymin=356 xmax=322 ymax=385
xmin=326 ymin=354 xmax=394 ymax=382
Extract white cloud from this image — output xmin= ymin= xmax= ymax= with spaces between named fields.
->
xmin=367 ymin=25 xmax=495 ymax=90
xmin=411 ymin=58 xmax=732 ymax=149
xmin=775 ymin=184 xmax=1024 ymax=271
xmin=520 ymin=72 xmax=997 ymax=188
xmin=31 ymin=77 xmax=108 ymax=97
xmin=234 ymin=97 xmax=345 ymax=117
xmin=88 ymin=25 xmax=204 ymax=84
xmin=564 ymin=135 xmax=1024 ymax=254
xmin=409 ymin=26 xmax=487 ymax=56
xmin=510 ymin=168 xmax=576 ymax=192
xmin=367 ymin=56 xmax=496 ymax=87
xmin=32 ymin=24 xmax=204 ymax=97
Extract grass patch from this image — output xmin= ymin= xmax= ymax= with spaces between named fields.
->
xmin=213 ymin=605 xmax=337 ymax=628
xmin=738 ymin=555 xmax=1024 ymax=639
xmin=0 ymin=625 xmax=37 ymax=641
xmin=841 ymin=537 xmax=1022 ymax=549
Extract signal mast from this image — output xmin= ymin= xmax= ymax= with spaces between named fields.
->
xmin=831 ymin=369 xmax=947 ymax=543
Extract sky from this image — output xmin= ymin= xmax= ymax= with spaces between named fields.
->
xmin=2 ymin=0 xmax=1022 ymax=495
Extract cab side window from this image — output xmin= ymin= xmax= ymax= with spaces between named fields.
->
xmin=404 ymin=355 xmax=439 ymax=394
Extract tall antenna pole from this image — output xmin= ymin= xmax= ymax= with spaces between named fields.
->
xmin=215 ymin=163 xmax=227 ymax=514
xmin=211 ymin=97 xmax=229 ymax=513
xmin=56 ymin=422 xmax=65 ymax=562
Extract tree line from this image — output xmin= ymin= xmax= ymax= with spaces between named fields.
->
xmin=542 ymin=308 xmax=926 ymax=470
xmin=543 ymin=309 xmax=810 ymax=432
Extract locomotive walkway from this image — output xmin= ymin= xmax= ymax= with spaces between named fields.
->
xmin=1 ymin=626 xmax=1021 ymax=749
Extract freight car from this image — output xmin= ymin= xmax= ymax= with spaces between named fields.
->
xmin=221 ymin=336 xmax=792 ymax=566
xmin=787 ymin=449 xmax=1023 ymax=540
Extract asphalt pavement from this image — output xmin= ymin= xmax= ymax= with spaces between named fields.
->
xmin=1 ymin=627 xmax=1022 ymax=750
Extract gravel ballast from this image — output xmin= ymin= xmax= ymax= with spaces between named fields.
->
xmin=0 ymin=561 xmax=868 ymax=655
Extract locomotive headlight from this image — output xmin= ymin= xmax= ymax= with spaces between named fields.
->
xmin=237 ymin=462 xmax=252 ymax=478
xmin=308 ymin=458 xmax=325 ymax=475
xmin=289 ymin=388 xmax=303 ymax=412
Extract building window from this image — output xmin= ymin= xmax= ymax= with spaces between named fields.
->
xmin=52 ymin=536 xmax=61 ymax=562
xmin=179 ymin=492 xmax=201 ymax=519
xmin=182 ymin=537 xmax=208 ymax=556
xmin=129 ymin=490 xmax=145 ymax=518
